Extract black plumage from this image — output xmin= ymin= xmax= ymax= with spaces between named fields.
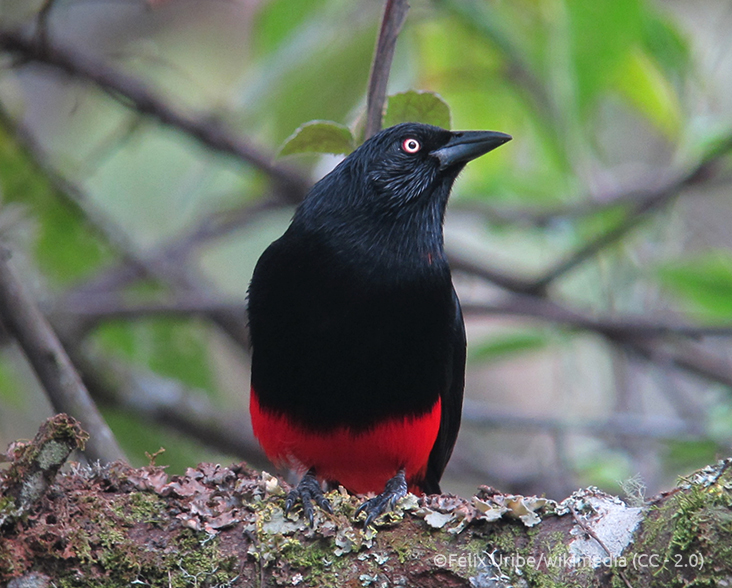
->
xmin=248 ymin=122 xmax=510 ymax=523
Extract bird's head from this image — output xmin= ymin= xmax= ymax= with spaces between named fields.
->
xmin=353 ymin=122 xmax=511 ymax=209
xmin=295 ymin=122 xmax=511 ymax=247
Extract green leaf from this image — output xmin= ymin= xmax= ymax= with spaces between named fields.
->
xmin=614 ymin=49 xmax=681 ymax=138
xmin=658 ymin=252 xmax=732 ymax=318
xmin=468 ymin=331 xmax=549 ymax=364
xmin=278 ymin=120 xmax=355 ymax=156
xmin=384 ymin=91 xmax=451 ymax=129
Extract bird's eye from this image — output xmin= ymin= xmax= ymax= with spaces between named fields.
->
xmin=402 ymin=138 xmax=421 ymax=154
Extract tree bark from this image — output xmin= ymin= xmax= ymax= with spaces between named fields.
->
xmin=1 ymin=416 xmax=731 ymax=587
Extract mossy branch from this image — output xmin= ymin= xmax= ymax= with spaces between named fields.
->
xmin=0 ymin=414 xmax=88 ymax=527
xmin=1 ymin=420 xmax=731 ymax=587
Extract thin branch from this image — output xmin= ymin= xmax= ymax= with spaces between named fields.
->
xmin=0 ymin=28 xmax=309 ymax=201
xmin=57 ymin=292 xmax=732 ymax=340
xmin=54 ymin=294 xmax=243 ymax=324
xmin=626 ymin=339 xmax=732 ymax=390
xmin=462 ymin=400 xmax=723 ymax=442
xmin=0 ymin=248 xmax=125 ymax=464
xmin=59 ymin=340 xmax=267 ymax=468
xmin=462 ymin=297 xmax=732 ymax=339
xmin=0 ymin=104 xmax=159 ymax=284
xmin=449 ymin=250 xmax=538 ymax=295
xmin=527 ymin=136 xmax=732 ymax=294
xmin=453 ymin=170 xmax=732 ymax=227
xmin=34 ymin=0 xmax=59 ymax=48
xmin=65 ymin=196 xmax=286 ymax=299
xmin=364 ymin=0 xmax=410 ymax=139
xmin=437 ymin=0 xmax=554 ymax=126
xmin=2 ymin=109 xmax=256 ymax=352
xmin=464 ymin=296 xmax=732 ymax=389
xmin=47 ymin=289 xmax=732 ymax=392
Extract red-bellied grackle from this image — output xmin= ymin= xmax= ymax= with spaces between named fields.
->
xmin=248 ymin=123 xmax=511 ymax=525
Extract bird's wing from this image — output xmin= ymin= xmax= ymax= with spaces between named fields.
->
xmin=422 ymin=288 xmax=466 ymax=494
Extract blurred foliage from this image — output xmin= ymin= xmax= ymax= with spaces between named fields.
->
xmin=0 ymin=0 xmax=731 ymax=499
xmin=659 ymin=251 xmax=732 ymax=319
xmin=467 ymin=330 xmax=550 ymax=364
xmin=0 ymin=120 xmax=115 ymax=285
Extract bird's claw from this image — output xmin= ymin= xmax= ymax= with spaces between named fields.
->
xmin=285 ymin=470 xmax=332 ymax=526
xmin=355 ymin=470 xmax=408 ymax=527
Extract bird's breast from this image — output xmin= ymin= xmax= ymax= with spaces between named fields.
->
xmin=248 ymin=231 xmax=457 ymax=431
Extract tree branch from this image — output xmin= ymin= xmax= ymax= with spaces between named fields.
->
xmin=0 ymin=28 xmax=309 ymax=201
xmin=462 ymin=297 xmax=732 ymax=340
xmin=65 ymin=196 xmax=286 ymax=301
xmin=3 ymin=447 xmax=732 ymax=587
xmin=453 ymin=170 xmax=732 ymax=228
xmin=47 ymin=289 xmax=732 ymax=392
xmin=0 ymin=248 xmax=125 ymax=464
xmin=461 ymin=400 xmax=724 ymax=443
xmin=527 ymin=136 xmax=732 ymax=294
xmin=364 ymin=0 xmax=410 ymax=139
xmin=1 ymin=109 xmax=256 ymax=352
xmin=463 ymin=296 xmax=732 ymax=389
xmin=59 ymin=341 xmax=267 ymax=468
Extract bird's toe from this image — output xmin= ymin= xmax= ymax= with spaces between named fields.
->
xmin=355 ymin=470 xmax=408 ymax=527
xmin=285 ymin=470 xmax=331 ymax=526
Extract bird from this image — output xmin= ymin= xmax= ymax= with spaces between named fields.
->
xmin=247 ymin=122 xmax=511 ymax=525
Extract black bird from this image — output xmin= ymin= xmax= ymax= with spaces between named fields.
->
xmin=248 ymin=122 xmax=511 ymax=524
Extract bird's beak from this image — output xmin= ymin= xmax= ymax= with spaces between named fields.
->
xmin=432 ymin=130 xmax=512 ymax=170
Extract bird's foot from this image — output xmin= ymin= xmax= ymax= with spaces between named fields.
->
xmin=355 ymin=469 xmax=408 ymax=527
xmin=285 ymin=469 xmax=332 ymax=526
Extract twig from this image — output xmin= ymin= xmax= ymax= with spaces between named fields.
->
xmin=66 ymin=197 xmax=286 ymax=299
xmin=51 ymin=289 xmax=732 ymax=392
xmin=0 ymin=104 xmax=156 ymax=285
xmin=461 ymin=400 xmax=723 ymax=443
xmin=453 ymin=170 xmax=732 ymax=227
xmin=364 ymin=0 xmax=410 ymax=139
xmin=449 ymin=250 xmax=538 ymax=295
xmin=527 ymin=136 xmax=732 ymax=294
xmin=55 ymin=292 xmax=732 ymax=340
xmin=34 ymin=0 xmax=58 ymax=48
xmin=625 ymin=339 xmax=732 ymax=390
xmin=462 ymin=297 xmax=732 ymax=339
xmin=54 ymin=294 xmax=243 ymax=325
xmin=0 ymin=28 xmax=309 ymax=201
xmin=463 ymin=296 xmax=732 ymax=389
xmin=437 ymin=0 xmax=553 ymax=123
xmin=0 ymin=248 xmax=125 ymax=464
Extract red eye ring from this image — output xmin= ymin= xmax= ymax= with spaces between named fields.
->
xmin=402 ymin=138 xmax=421 ymax=154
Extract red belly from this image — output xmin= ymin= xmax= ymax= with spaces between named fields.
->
xmin=250 ymin=389 xmax=441 ymax=494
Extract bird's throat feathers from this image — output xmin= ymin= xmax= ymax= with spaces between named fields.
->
xmin=293 ymin=159 xmax=455 ymax=267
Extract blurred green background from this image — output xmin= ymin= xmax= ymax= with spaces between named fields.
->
xmin=0 ymin=0 xmax=731 ymax=500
